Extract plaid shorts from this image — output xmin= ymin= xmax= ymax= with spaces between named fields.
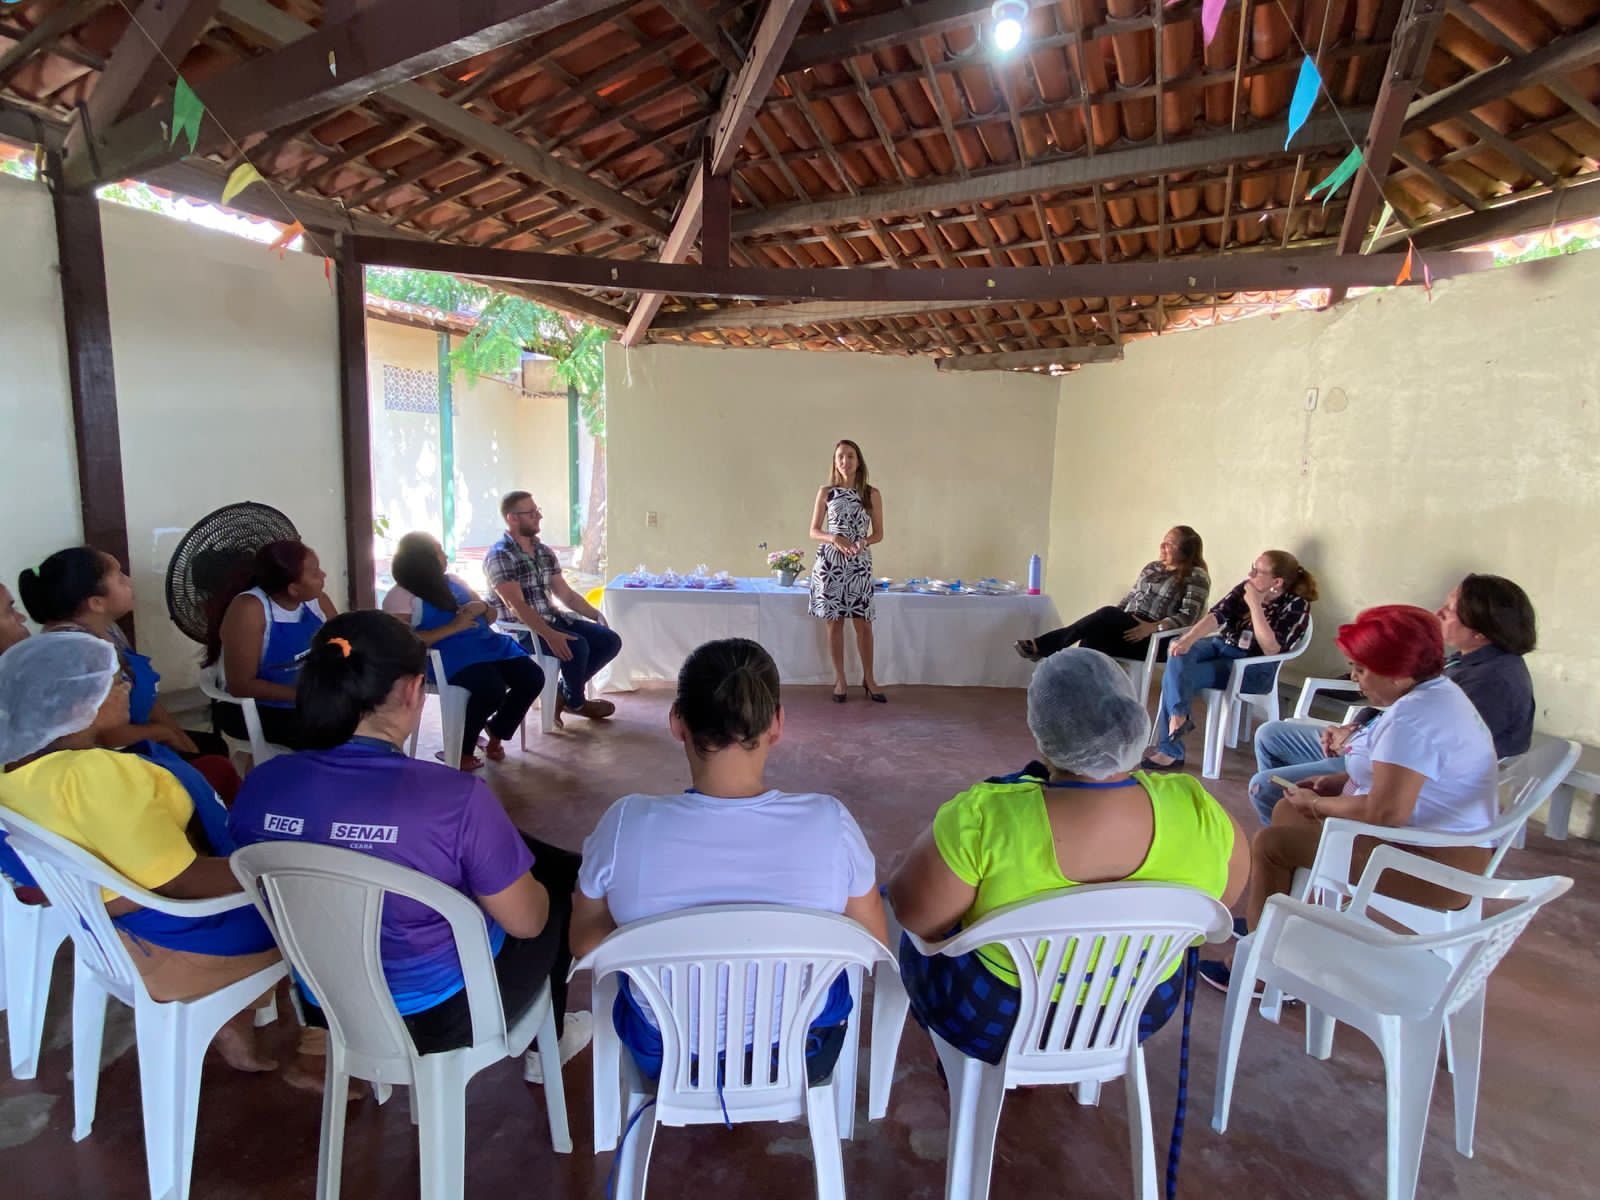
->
xmin=898 ymin=933 xmax=1183 ymax=1066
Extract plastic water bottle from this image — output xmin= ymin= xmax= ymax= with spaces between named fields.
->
xmin=1027 ymin=555 xmax=1042 ymax=595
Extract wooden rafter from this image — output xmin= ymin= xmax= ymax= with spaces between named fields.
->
xmin=736 ymin=113 xmax=1367 ymax=236
xmin=63 ymin=0 xmax=630 ymax=189
xmin=354 ymin=234 xmax=1490 ymax=300
xmin=0 ymin=0 xmax=110 ymax=86
xmin=620 ymin=0 xmax=810 ymax=346
xmin=1377 ymin=172 xmax=1600 ymax=252
xmin=936 ymin=345 xmax=1124 ymax=371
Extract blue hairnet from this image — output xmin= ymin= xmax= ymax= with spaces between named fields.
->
xmin=1025 ymin=648 xmax=1152 ymax=779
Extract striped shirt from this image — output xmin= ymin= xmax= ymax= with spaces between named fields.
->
xmin=1210 ymin=582 xmax=1311 ymax=655
xmin=1120 ymin=561 xmax=1211 ymax=630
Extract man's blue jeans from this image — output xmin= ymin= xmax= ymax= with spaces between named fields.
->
xmin=1155 ymin=638 xmax=1272 ymax=759
xmin=516 ymin=616 xmax=622 ymax=705
xmin=1248 ymin=719 xmax=1344 ymax=824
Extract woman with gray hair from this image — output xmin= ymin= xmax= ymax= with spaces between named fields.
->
xmin=888 ymin=648 xmax=1248 ymax=1062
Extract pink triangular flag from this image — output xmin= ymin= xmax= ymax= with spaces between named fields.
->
xmin=1202 ymin=0 xmax=1225 ymax=46
xmin=1421 ymin=252 xmax=1433 ymax=301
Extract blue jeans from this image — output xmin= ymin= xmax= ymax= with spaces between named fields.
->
xmin=1248 ymin=719 xmax=1344 ymax=825
xmin=520 ymin=616 xmax=622 ymax=705
xmin=1155 ymin=638 xmax=1273 ymax=759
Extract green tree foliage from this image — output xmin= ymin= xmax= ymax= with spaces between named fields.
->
xmin=365 ymin=267 xmax=608 ymax=436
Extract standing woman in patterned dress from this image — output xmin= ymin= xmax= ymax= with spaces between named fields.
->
xmin=808 ymin=439 xmax=887 ymax=704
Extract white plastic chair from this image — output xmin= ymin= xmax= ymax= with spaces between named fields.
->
xmin=0 ymin=809 xmax=286 ymax=1200
xmin=494 ymin=619 xmax=564 ymax=738
xmin=198 ymin=662 xmax=288 ymax=766
xmin=877 ymin=884 xmax=1232 ymax=1200
xmin=405 ymin=603 xmax=559 ymax=769
xmin=1542 ymin=758 xmax=1599 ymax=841
xmin=2 ymin=882 xmax=68 ymax=1078
xmin=1112 ymin=625 xmax=1186 ymax=717
xmin=231 ymin=841 xmax=571 ymax=1200
xmin=1214 ymin=847 xmax=1571 ymax=1200
xmin=571 ymin=905 xmax=894 ymax=1199
xmin=1197 ymin=617 xmax=1314 ymax=779
xmin=1258 ymin=739 xmax=1580 ymax=1148
xmin=1292 ymin=675 xmax=1367 ymax=722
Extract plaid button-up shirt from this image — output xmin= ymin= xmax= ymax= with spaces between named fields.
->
xmin=484 ymin=532 xmax=563 ymax=624
xmin=1119 ymin=561 xmax=1211 ymax=630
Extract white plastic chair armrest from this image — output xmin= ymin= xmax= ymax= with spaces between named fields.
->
xmin=1255 ymin=893 xmax=1411 ymax=955
xmin=1344 ymin=846 xmax=1571 ymax=948
xmin=1307 ymin=814 xmax=1505 ymax=906
xmin=1292 ymin=676 xmax=1362 ymax=720
xmin=1149 ymin=626 xmax=1188 ymax=648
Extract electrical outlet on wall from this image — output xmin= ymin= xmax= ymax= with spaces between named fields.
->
xmin=645 ymin=510 xmax=658 ymax=528
xmin=1304 ymin=387 xmax=1319 ymax=411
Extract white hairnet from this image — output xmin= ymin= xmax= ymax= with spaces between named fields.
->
xmin=1026 ymin=648 xmax=1152 ymax=779
xmin=0 ymin=631 xmax=120 ymax=764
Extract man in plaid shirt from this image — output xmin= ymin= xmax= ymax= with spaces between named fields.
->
xmin=484 ymin=490 xmax=621 ymax=722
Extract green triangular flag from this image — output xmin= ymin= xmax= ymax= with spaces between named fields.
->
xmin=1307 ymin=146 xmax=1363 ymax=209
xmin=169 ymin=77 xmax=203 ymax=154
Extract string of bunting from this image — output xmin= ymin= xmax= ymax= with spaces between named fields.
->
xmin=107 ymin=0 xmax=338 ymax=287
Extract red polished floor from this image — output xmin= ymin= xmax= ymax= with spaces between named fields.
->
xmin=3 ymin=684 xmax=1597 ymax=1198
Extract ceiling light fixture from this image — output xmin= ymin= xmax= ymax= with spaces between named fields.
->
xmin=991 ymin=0 xmax=1028 ymax=51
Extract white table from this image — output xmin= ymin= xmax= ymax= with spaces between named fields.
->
xmin=598 ymin=576 xmax=1059 ymax=691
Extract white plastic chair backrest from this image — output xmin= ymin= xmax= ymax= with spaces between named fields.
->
xmin=577 ymin=905 xmax=890 ymax=1106
xmin=1348 ymin=846 xmax=1571 ymax=1019
xmin=230 ymin=841 xmax=505 ymax=1080
xmin=1485 ymin=739 xmax=1582 ymax=872
xmin=930 ymin=883 xmax=1231 ymax=1063
xmin=198 ymin=661 xmax=241 ymax=706
xmin=0 ymin=808 xmax=204 ymax=1004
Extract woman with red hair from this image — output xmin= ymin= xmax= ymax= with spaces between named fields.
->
xmin=1201 ymin=605 xmax=1500 ymax=992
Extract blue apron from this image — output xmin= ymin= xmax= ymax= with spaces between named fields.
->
xmin=122 ymin=644 xmax=161 ymax=726
xmin=417 ymin=579 xmax=525 ymax=683
xmin=256 ymin=593 xmax=325 ymax=707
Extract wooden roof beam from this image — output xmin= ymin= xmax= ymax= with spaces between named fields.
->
xmin=620 ymin=0 xmax=809 ymax=346
xmin=1400 ymin=22 xmax=1600 ymax=136
xmin=937 ymin=346 xmax=1123 ymax=371
xmin=353 ymin=235 xmax=1491 ymax=301
xmin=734 ymin=113 xmax=1369 ymax=237
xmin=63 ymin=0 xmax=627 ymax=190
xmin=1376 ymin=172 xmax=1600 ymax=252
xmin=1329 ymin=0 xmax=1455 ymax=290
xmin=0 ymin=0 xmax=111 ymax=87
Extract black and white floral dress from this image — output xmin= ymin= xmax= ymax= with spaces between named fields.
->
xmin=809 ymin=486 xmax=876 ymax=620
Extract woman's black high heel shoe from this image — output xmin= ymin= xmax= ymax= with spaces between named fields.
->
xmin=862 ymin=685 xmax=887 ymax=703
xmin=832 ymin=688 xmax=848 ymax=704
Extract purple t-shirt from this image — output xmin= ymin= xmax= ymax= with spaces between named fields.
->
xmin=230 ymin=738 xmax=533 ymax=1013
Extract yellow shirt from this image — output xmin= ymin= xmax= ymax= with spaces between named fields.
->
xmin=0 ymin=749 xmax=198 ymax=901
xmin=932 ymin=770 xmax=1235 ymax=986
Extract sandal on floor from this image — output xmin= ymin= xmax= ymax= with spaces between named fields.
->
xmin=1139 ymin=753 xmax=1184 ymax=772
xmin=862 ymin=685 xmax=887 ymax=703
xmin=484 ymin=739 xmax=506 ymax=762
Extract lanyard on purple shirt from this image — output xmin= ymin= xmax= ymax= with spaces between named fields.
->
xmin=345 ymin=735 xmax=407 ymax=756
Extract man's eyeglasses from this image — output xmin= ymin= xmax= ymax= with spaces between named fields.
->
xmin=508 ymin=508 xmax=539 ymax=518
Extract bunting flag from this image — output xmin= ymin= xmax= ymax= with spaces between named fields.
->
xmin=269 ymin=219 xmax=305 ymax=259
xmin=1307 ymin=146 xmax=1362 ymax=207
xmin=1284 ymin=58 xmax=1321 ymax=150
xmin=324 ymin=256 xmax=335 ymax=291
xmin=169 ymin=77 xmax=203 ymax=153
xmin=1421 ymin=252 xmax=1434 ymax=300
xmin=1394 ymin=241 xmax=1414 ymax=285
xmin=221 ymin=163 xmax=263 ymax=205
xmin=1202 ymin=0 xmax=1226 ymax=47
xmin=328 ymin=50 xmax=337 ymax=76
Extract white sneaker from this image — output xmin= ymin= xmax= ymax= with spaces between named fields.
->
xmin=524 ymin=1010 xmax=594 ymax=1084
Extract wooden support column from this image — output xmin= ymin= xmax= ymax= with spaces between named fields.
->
xmin=335 ymin=240 xmax=377 ymax=610
xmin=701 ymin=142 xmax=731 ymax=269
xmin=47 ymin=153 xmax=135 ymax=641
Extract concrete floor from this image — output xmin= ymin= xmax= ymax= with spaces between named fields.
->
xmin=3 ymin=684 xmax=1598 ymax=1198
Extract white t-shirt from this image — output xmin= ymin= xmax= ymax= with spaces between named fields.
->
xmin=1345 ymin=676 xmax=1499 ymax=840
xmin=579 ymin=788 xmax=877 ymax=1045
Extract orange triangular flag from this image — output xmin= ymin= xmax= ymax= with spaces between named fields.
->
xmin=324 ymin=256 xmax=335 ymax=292
xmin=269 ymin=220 xmax=304 ymax=259
xmin=1394 ymin=242 xmax=1414 ymax=285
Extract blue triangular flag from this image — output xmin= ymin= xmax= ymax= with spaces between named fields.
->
xmin=1285 ymin=57 xmax=1322 ymax=150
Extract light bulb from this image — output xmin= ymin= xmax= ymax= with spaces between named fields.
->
xmin=991 ymin=0 xmax=1028 ymax=51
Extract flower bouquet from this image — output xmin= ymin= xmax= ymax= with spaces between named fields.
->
xmin=766 ymin=547 xmax=807 ymax=587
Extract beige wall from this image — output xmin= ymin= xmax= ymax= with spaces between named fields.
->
xmin=1046 ymin=252 xmax=1600 ymax=754
xmin=606 ymin=343 xmax=1058 ymax=584
xmin=101 ymin=202 xmax=347 ymax=691
xmin=0 ymin=177 xmax=83 ymax=591
xmin=367 ymin=318 xmax=571 ymax=551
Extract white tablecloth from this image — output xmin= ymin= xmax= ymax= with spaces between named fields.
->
xmin=598 ymin=577 xmax=1059 ymax=691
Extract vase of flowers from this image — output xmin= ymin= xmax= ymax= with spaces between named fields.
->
xmin=767 ymin=547 xmax=806 ymax=587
